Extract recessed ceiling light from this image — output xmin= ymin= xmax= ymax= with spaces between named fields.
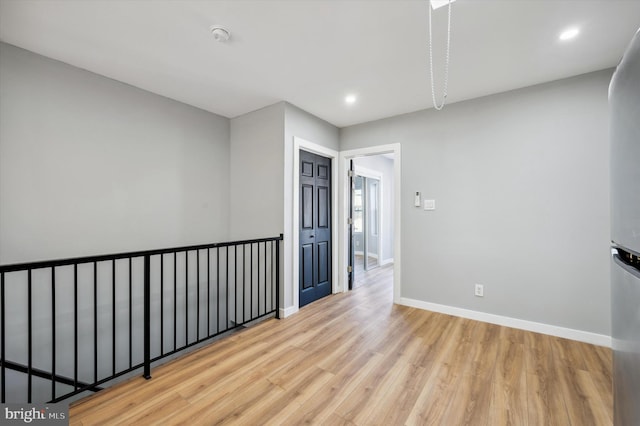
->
xmin=431 ymin=0 xmax=457 ymax=10
xmin=559 ymin=27 xmax=580 ymax=41
xmin=345 ymin=94 xmax=357 ymax=104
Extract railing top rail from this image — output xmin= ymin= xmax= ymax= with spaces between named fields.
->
xmin=0 ymin=234 xmax=283 ymax=273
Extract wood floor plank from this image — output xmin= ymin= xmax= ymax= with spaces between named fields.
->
xmin=320 ymin=413 xmax=356 ymax=426
xmin=69 ymin=263 xmax=613 ymax=425
xmin=281 ymin=351 xmax=385 ymax=424
xmin=111 ymin=391 xmax=190 ymax=425
xmin=176 ymin=345 xmax=305 ymax=403
xmin=333 ymin=344 xmax=411 ymax=422
xmin=442 ymin=321 xmax=500 ymax=426
xmin=551 ymin=335 xmax=588 ymax=370
xmin=77 ymin=389 xmax=188 ymax=426
xmin=174 ymin=378 xmax=282 ymax=425
xmin=578 ymin=341 xmax=613 ymax=410
xmin=557 ymin=365 xmax=612 ymax=426
xmin=266 ymin=330 xmax=356 ymax=391
xmin=315 ymin=322 xmax=383 ymax=374
xmin=240 ymin=366 xmax=335 ymax=424
xmin=405 ymin=317 xmax=476 ymax=424
xmin=363 ymin=359 xmax=429 ymax=425
xmin=487 ymin=337 xmax=528 ymax=425
xmin=527 ymin=372 xmax=554 ymax=426
xmin=575 ymin=368 xmax=613 ymax=425
xmin=412 ymin=312 xmax=458 ymax=370
xmin=525 ymin=327 xmax=574 ymax=426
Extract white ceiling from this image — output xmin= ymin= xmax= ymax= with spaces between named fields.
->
xmin=1 ymin=0 xmax=639 ymax=128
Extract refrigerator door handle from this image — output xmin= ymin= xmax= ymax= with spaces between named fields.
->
xmin=613 ymin=252 xmax=640 ymax=280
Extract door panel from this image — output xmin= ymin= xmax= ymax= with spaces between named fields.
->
xmin=302 ymin=161 xmax=314 ymax=177
xmin=302 ymin=185 xmax=313 ymax=229
xmin=318 ymin=241 xmax=329 ymax=283
xmin=299 ymin=150 xmax=332 ymax=307
xmin=301 ymin=244 xmax=314 ymax=289
xmin=318 ymin=164 xmax=329 ymax=179
xmin=318 ymin=186 xmax=329 ymax=228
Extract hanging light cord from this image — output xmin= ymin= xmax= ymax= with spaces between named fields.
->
xmin=429 ymin=0 xmax=452 ymax=111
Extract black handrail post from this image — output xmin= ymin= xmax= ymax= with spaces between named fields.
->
xmin=276 ymin=234 xmax=282 ymax=319
xmin=143 ymin=255 xmax=152 ymax=380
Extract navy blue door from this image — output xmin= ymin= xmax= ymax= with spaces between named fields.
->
xmin=299 ymin=150 xmax=332 ymax=307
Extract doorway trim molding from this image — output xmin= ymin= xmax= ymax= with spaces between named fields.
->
xmin=339 ymin=143 xmax=402 ymax=303
xmin=284 ymin=136 xmax=339 ymax=318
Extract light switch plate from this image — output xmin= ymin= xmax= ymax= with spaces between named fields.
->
xmin=423 ymin=199 xmax=435 ymax=210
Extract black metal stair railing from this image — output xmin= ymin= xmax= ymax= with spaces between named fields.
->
xmin=0 ymin=234 xmax=283 ymax=403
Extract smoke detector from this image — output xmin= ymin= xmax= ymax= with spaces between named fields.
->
xmin=210 ymin=26 xmax=230 ymax=42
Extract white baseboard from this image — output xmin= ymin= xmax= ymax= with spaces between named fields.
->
xmin=280 ymin=305 xmax=299 ymax=318
xmin=398 ymin=297 xmax=611 ymax=348
xmin=381 ymin=258 xmax=394 ymax=266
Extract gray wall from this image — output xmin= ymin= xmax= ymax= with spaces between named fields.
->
xmin=0 ymin=43 xmax=231 ymax=264
xmin=340 ymin=70 xmax=612 ymax=335
xmin=229 ymin=102 xmax=285 ymax=240
xmin=284 ymin=102 xmax=340 ymax=152
xmin=228 ymin=102 xmax=339 ymax=241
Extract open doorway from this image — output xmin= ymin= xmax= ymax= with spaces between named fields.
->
xmin=349 ymin=153 xmax=396 ymax=290
xmin=351 ymin=160 xmax=394 ymax=288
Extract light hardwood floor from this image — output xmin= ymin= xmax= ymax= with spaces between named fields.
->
xmin=70 ymin=264 xmax=612 ymax=425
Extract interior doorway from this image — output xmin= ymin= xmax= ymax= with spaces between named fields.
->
xmin=350 ymin=154 xmax=394 ymax=290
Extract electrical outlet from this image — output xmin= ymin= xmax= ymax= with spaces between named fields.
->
xmin=474 ymin=284 xmax=484 ymax=297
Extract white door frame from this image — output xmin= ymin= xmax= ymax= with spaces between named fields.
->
xmin=284 ymin=136 xmax=340 ymax=317
xmin=339 ymin=143 xmax=401 ymax=303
